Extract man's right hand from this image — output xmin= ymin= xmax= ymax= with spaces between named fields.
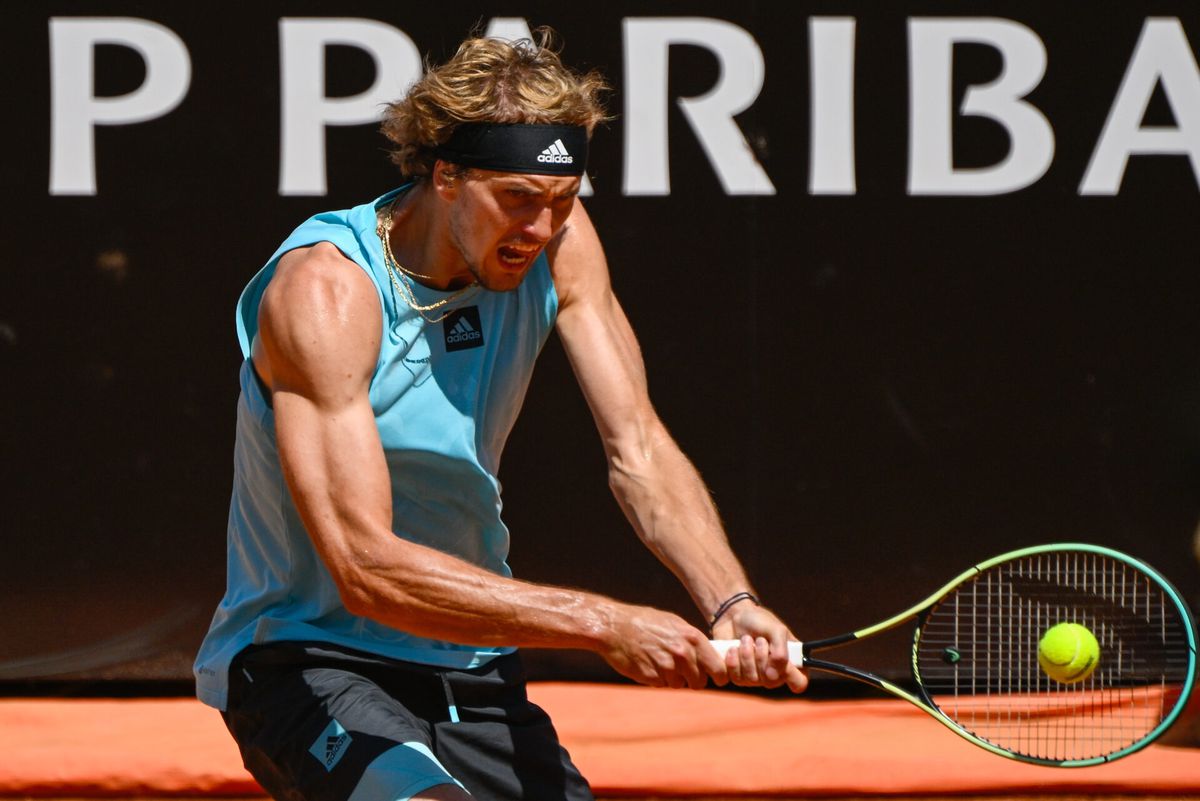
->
xmin=598 ymin=605 xmax=729 ymax=690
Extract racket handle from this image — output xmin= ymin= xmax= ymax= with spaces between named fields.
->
xmin=710 ymin=639 xmax=805 ymax=665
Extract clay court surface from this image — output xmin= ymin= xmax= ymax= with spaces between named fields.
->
xmin=4 ymin=683 xmax=1200 ymax=799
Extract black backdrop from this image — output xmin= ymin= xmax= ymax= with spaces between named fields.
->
xmin=4 ymin=2 xmax=1200 ymax=685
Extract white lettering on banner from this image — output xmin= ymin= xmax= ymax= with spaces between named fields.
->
xmin=623 ymin=18 xmax=774 ymax=195
xmin=483 ymin=16 xmax=535 ymax=43
xmin=809 ymin=18 xmax=858 ymax=195
xmin=49 ymin=18 xmax=191 ymax=195
xmin=908 ymin=18 xmax=1055 ymax=195
xmin=45 ymin=15 xmax=1200 ymax=198
xmin=484 ymin=17 xmax=594 ymax=196
xmin=1081 ymin=18 xmax=1200 ymax=195
xmin=279 ymin=18 xmax=420 ymax=196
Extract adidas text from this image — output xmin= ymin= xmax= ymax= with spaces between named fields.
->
xmin=325 ymin=733 xmax=349 ymax=767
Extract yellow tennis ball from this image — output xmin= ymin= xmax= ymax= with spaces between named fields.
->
xmin=1038 ymin=622 xmax=1100 ymax=684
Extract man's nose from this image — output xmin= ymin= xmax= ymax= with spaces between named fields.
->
xmin=523 ymin=205 xmax=554 ymax=242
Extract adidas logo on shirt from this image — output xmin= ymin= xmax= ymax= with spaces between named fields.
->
xmin=537 ymin=138 xmax=574 ymax=165
xmin=448 ymin=317 xmax=479 ymax=343
xmin=443 ymin=306 xmax=484 ymax=352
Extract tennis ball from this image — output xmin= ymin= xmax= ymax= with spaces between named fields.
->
xmin=1038 ymin=622 xmax=1100 ymax=684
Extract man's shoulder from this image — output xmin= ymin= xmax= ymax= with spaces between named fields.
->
xmin=266 ymin=242 xmax=379 ymax=321
xmin=546 ymin=200 xmax=609 ymax=312
xmin=278 ymin=240 xmax=360 ymax=273
xmin=255 ymin=241 xmax=382 ymax=388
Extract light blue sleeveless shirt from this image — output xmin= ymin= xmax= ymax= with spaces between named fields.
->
xmin=194 ymin=186 xmax=558 ymax=710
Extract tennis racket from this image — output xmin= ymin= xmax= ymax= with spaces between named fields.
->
xmin=713 ymin=543 xmax=1197 ymax=766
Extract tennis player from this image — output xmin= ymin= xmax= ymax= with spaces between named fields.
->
xmin=194 ymin=30 xmax=806 ymax=801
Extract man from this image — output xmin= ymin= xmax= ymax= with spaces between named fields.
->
xmin=195 ymin=31 xmax=806 ymax=801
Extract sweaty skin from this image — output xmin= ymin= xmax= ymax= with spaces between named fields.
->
xmin=251 ymin=163 xmax=808 ymax=694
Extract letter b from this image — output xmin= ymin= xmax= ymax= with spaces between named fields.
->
xmin=908 ymin=18 xmax=1055 ymax=195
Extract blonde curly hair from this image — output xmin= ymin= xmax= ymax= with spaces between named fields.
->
xmin=381 ymin=28 xmax=609 ymax=178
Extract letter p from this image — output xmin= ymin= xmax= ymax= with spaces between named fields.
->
xmin=279 ymin=19 xmax=421 ymax=195
xmin=50 ymin=18 xmax=192 ymax=195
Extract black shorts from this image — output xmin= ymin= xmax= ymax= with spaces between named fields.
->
xmin=222 ymin=642 xmax=594 ymax=801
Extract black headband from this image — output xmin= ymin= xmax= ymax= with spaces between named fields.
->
xmin=433 ymin=123 xmax=589 ymax=176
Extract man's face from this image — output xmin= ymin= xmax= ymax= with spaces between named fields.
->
xmin=445 ymin=169 xmax=581 ymax=292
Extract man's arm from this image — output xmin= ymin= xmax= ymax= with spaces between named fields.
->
xmin=254 ymin=242 xmax=727 ymax=689
xmin=548 ymin=203 xmax=807 ymax=692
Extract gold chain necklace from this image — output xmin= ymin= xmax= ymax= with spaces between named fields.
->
xmin=375 ymin=201 xmax=478 ymax=324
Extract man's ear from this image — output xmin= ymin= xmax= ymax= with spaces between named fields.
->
xmin=432 ymin=160 xmax=461 ymax=199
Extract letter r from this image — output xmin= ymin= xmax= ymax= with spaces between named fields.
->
xmin=623 ymin=18 xmax=774 ymax=196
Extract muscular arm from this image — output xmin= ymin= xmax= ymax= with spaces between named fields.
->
xmin=549 ymin=204 xmax=806 ymax=692
xmin=255 ymin=242 xmax=722 ymax=687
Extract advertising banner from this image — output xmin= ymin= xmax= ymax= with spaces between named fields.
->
xmin=4 ymin=2 xmax=1199 ymax=682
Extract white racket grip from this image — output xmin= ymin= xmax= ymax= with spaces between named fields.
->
xmin=710 ymin=639 xmax=805 ymax=665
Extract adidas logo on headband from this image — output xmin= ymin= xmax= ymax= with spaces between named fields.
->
xmin=537 ymin=139 xmax=574 ymax=165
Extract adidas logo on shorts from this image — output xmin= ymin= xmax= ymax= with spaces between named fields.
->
xmin=309 ymin=719 xmax=352 ymax=772
xmin=537 ymin=138 xmax=574 ymax=165
xmin=325 ymin=733 xmax=349 ymax=766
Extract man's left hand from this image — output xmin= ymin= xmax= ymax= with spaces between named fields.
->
xmin=711 ymin=604 xmax=808 ymax=693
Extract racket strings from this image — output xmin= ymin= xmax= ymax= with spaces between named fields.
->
xmin=915 ymin=551 xmax=1192 ymax=762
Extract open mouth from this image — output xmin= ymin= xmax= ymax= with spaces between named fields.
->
xmin=498 ymin=243 xmax=541 ymax=268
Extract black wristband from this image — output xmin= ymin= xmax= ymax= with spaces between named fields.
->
xmin=708 ymin=591 xmax=760 ymax=634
